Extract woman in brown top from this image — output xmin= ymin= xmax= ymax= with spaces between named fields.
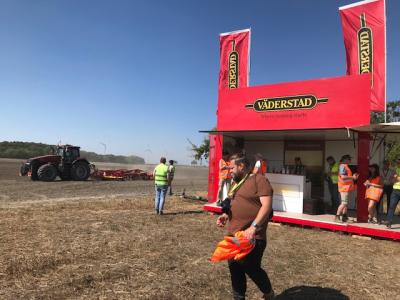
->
xmin=216 ymin=154 xmax=274 ymax=300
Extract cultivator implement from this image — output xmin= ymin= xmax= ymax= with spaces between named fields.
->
xmin=91 ymin=168 xmax=153 ymax=181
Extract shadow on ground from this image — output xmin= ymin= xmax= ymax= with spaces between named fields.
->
xmin=163 ymin=210 xmax=204 ymax=216
xmin=276 ymin=286 xmax=349 ymax=300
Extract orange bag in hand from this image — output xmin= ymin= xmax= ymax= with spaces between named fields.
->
xmin=211 ymin=231 xmax=255 ymax=262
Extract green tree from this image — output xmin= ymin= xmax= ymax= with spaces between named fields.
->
xmin=187 ymin=137 xmax=210 ymax=165
xmin=381 ymin=100 xmax=400 ymax=163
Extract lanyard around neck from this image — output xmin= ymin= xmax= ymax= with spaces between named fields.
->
xmin=228 ymin=174 xmax=249 ymax=199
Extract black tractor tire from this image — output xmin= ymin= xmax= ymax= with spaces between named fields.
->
xmin=59 ymin=164 xmax=72 ymax=180
xmin=37 ymin=164 xmax=58 ymax=182
xmin=20 ymin=164 xmax=29 ymax=176
xmin=30 ymin=161 xmax=39 ymax=181
xmin=71 ymin=161 xmax=90 ymax=181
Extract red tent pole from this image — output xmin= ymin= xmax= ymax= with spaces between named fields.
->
xmin=357 ymin=132 xmax=370 ymax=222
xmin=207 ymin=134 xmax=223 ymax=203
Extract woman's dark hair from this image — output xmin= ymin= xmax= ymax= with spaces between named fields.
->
xmin=368 ymin=164 xmax=380 ymax=179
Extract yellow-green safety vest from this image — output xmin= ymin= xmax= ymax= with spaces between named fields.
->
xmin=154 ymin=163 xmax=169 ymax=186
xmin=393 ymin=167 xmax=400 ymax=190
xmin=330 ymin=162 xmax=339 ymax=184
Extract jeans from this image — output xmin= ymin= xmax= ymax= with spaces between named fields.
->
xmin=378 ymin=185 xmax=393 ymax=214
xmin=328 ymin=181 xmax=340 ymax=212
xmin=387 ymin=188 xmax=400 ymax=222
xmin=155 ymin=185 xmax=168 ymax=213
xmin=228 ymin=239 xmax=272 ymax=300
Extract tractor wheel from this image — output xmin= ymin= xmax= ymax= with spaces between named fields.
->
xmin=30 ymin=161 xmax=39 ymax=181
xmin=71 ymin=162 xmax=90 ymax=181
xmin=20 ymin=164 xmax=29 ymax=176
xmin=37 ymin=164 xmax=58 ymax=182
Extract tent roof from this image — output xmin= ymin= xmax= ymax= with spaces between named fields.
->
xmin=200 ymin=123 xmax=400 ymax=141
xmin=351 ymin=122 xmax=400 ymax=134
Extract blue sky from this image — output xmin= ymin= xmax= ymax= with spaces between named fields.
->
xmin=0 ymin=0 xmax=399 ymax=164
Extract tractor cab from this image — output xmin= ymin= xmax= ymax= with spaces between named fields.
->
xmin=57 ymin=145 xmax=81 ymax=163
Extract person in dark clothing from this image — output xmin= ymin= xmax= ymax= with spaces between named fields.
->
xmin=326 ymin=156 xmax=340 ymax=213
xmin=379 ymin=160 xmax=395 ymax=215
xmin=216 ymin=154 xmax=275 ymax=300
xmin=293 ymin=157 xmax=306 ymax=176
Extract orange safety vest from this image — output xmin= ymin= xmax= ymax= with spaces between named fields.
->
xmin=210 ymin=231 xmax=255 ymax=262
xmin=219 ymin=159 xmax=231 ymax=180
xmin=365 ymin=176 xmax=383 ymax=202
xmin=338 ymin=164 xmax=355 ymax=192
xmin=253 ymin=160 xmax=267 ymax=175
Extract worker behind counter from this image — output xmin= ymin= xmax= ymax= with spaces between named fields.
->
xmin=252 ymin=153 xmax=267 ymax=175
xmin=293 ymin=157 xmax=306 ymax=176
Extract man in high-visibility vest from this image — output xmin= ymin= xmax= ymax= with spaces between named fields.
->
xmin=153 ymin=157 xmax=170 ymax=215
xmin=335 ymin=154 xmax=359 ymax=222
xmin=326 ymin=156 xmax=340 ymax=213
xmin=384 ymin=158 xmax=400 ymax=228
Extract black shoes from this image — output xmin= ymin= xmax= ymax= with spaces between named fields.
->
xmin=382 ymin=220 xmax=392 ymax=229
xmin=342 ymin=214 xmax=349 ymax=222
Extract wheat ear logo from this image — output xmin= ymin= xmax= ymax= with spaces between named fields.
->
xmin=228 ymin=40 xmax=239 ymax=89
xmin=358 ymin=13 xmax=373 ymax=86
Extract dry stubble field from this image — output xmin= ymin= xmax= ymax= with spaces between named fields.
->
xmin=0 ymin=158 xmax=399 ymax=300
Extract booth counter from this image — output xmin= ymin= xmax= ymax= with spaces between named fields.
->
xmin=265 ymin=173 xmax=310 ymax=214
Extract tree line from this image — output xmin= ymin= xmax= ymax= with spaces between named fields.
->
xmin=0 ymin=141 xmax=145 ymax=164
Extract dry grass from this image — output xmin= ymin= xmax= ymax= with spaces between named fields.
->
xmin=0 ymin=159 xmax=399 ymax=299
xmin=1 ymin=194 xmax=399 ymax=300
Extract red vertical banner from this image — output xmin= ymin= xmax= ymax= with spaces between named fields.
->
xmin=219 ymin=29 xmax=251 ymax=90
xmin=208 ymin=29 xmax=251 ymax=203
xmin=339 ymin=0 xmax=386 ymax=112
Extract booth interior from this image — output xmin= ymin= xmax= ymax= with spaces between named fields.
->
xmin=204 ymin=127 xmax=400 ymax=237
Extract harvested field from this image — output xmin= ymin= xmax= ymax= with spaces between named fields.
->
xmin=0 ymin=158 xmax=399 ymax=299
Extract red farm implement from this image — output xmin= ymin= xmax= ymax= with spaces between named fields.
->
xmin=91 ymin=169 xmax=153 ymax=181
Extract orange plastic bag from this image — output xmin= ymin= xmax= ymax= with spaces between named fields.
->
xmin=210 ymin=231 xmax=255 ymax=262
xmin=365 ymin=186 xmax=383 ymax=202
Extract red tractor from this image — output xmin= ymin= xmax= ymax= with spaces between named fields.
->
xmin=19 ymin=145 xmax=92 ymax=182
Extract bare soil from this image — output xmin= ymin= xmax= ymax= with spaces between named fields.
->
xmin=0 ymin=158 xmax=399 ymax=300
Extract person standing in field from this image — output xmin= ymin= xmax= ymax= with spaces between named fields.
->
xmin=335 ymin=154 xmax=358 ymax=223
xmin=379 ymin=159 xmax=395 ymax=215
xmin=326 ymin=156 xmax=340 ymax=213
xmin=216 ymin=154 xmax=275 ymax=300
xmin=168 ymin=160 xmax=176 ymax=196
xmin=217 ymin=151 xmax=231 ymax=206
xmin=153 ymin=157 xmax=170 ymax=215
xmin=364 ymin=164 xmax=383 ymax=224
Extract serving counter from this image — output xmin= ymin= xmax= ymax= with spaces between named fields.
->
xmin=265 ymin=173 xmax=310 ymax=214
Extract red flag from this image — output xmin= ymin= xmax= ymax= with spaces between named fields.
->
xmin=339 ymin=0 xmax=386 ymax=112
xmin=219 ymin=29 xmax=251 ymax=90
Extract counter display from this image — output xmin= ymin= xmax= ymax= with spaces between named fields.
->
xmin=265 ymin=173 xmax=310 ymax=213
